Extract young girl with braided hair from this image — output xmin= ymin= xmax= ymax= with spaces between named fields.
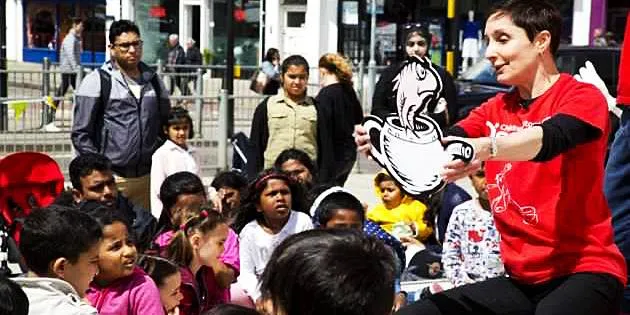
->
xmin=167 ymin=208 xmax=229 ymax=315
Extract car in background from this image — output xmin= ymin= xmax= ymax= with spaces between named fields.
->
xmin=453 ymin=46 xmax=621 ymax=123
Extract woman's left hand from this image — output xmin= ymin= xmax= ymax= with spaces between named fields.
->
xmin=441 ymin=136 xmax=489 ymax=182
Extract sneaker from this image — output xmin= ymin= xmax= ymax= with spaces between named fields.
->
xmin=42 ymin=122 xmax=61 ymax=132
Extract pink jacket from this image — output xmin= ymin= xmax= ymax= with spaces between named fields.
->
xmin=86 ymin=267 xmax=165 ymax=315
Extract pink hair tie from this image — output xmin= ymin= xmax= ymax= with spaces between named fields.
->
xmin=200 ymin=210 xmax=209 ymax=218
xmin=179 ymin=224 xmax=187 ymax=231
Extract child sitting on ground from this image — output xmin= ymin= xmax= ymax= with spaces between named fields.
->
xmin=368 ymin=172 xmax=433 ymax=242
xmin=308 ymin=185 xmax=408 ymax=311
xmin=258 ymin=229 xmax=396 ymax=315
xmin=210 ymin=170 xmax=248 ymax=222
xmin=233 ymin=169 xmax=313 ymax=304
xmin=137 ymin=255 xmax=184 ymax=315
xmin=153 ymin=172 xmax=240 ymax=303
xmin=442 ymin=166 xmax=504 ymax=287
xmin=14 ymin=205 xmax=101 ymax=315
xmin=167 ymin=209 xmax=230 ymax=314
xmin=84 ymin=207 xmax=164 ymax=315
xmin=151 ymin=106 xmax=200 ymax=219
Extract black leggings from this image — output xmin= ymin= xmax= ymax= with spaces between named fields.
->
xmin=397 ymin=273 xmax=623 ymax=315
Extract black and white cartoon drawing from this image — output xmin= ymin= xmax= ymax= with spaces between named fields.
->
xmin=364 ymin=56 xmax=474 ymax=196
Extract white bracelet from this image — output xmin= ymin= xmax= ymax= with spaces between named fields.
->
xmin=486 ymin=121 xmax=498 ymax=158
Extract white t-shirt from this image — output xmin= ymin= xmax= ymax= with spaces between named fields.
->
xmin=237 ymin=210 xmax=313 ymax=300
xmin=150 ymin=140 xmax=201 ymax=219
xmin=123 ymin=74 xmax=143 ymax=99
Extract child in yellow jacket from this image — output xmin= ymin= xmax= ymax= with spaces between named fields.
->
xmin=367 ymin=172 xmax=433 ymax=242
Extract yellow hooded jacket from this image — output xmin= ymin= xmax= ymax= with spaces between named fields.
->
xmin=367 ymin=171 xmax=433 ymax=242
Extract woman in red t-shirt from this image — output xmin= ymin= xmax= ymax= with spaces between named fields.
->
xmin=356 ymin=1 xmax=626 ymax=314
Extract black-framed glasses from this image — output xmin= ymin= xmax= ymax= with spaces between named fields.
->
xmin=112 ymin=40 xmax=143 ymax=51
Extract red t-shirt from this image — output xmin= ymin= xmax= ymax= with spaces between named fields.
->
xmin=458 ymin=74 xmax=627 ymax=286
xmin=618 ymin=13 xmax=630 ymax=105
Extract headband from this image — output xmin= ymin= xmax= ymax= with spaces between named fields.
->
xmin=308 ymin=186 xmax=355 ymax=217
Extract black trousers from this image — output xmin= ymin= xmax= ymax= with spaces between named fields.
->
xmin=397 ymin=273 xmax=623 ymax=315
xmin=170 ymin=75 xmax=190 ymax=96
xmin=50 ymin=73 xmax=76 ymax=123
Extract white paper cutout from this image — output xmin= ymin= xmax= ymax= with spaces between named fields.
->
xmin=364 ymin=56 xmax=475 ymax=196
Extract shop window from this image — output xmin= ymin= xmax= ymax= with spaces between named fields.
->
xmin=26 ymin=2 xmax=57 ymax=49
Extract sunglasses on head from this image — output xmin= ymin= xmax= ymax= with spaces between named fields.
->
xmin=403 ymin=23 xmax=423 ymax=30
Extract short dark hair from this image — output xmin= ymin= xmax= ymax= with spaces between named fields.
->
xmin=69 ymin=153 xmax=112 ymax=190
xmin=137 ymin=255 xmax=179 ymax=288
xmin=83 ymin=203 xmax=131 ymax=230
xmin=210 ymin=171 xmax=247 ymax=191
xmin=487 ymin=0 xmax=562 ymax=55
xmin=273 ymin=148 xmax=317 ymax=179
xmin=0 ymin=276 xmax=29 ymax=315
xmin=19 ymin=205 xmax=102 ymax=276
xmin=264 ymin=48 xmax=280 ymax=63
xmin=109 ymin=19 xmax=140 ymax=45
xmin=374 ymin=172 xmax=402 ymax=193
xmin=308 ymin=185 xmax=365 ymax=227
xmin=164 ymin=106 xmax=195 ymax=139
xmin=158 ymin=172 xmax=206 ymax=231
xmin=159 ymin=171 xmax=206 ymax=213
xmin=259 ymin=229 xmax=396 ymax=315
xmin=281 ymin=55 xmax=310 ymax=77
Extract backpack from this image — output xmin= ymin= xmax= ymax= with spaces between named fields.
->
xmin=0 ymin=152 xmax=64 ymax=243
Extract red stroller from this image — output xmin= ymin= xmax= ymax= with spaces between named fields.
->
xmin=0 ymin=152 xmax=64 ymax=275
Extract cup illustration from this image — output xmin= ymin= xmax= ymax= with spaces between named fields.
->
xmin=363 ymin=113 xmax=474 ymax=196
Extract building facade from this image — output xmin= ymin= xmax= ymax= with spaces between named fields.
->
xmin=4 ymin=0 xmax=628 ymax=69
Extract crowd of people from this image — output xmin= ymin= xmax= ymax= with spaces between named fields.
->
xmin=2 ymin=0 xmax=630 ymax=314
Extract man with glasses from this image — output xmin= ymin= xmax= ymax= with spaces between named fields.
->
xmin=72 ymin=19 xmax=170 ymax=211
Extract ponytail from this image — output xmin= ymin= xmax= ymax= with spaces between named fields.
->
xmin=166 ymin=208 xmax=226 ymax=267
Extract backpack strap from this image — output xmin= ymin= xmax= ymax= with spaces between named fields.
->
xmin=149 ymin=75 xmax=163 ymax=119
xmin=97 ymin=68 xmax=111 ymax=120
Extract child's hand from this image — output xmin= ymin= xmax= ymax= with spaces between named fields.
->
xmin=399 ymin=236 xmax=422 ymax=247
xmin=393 ymin=291 xmax=408 ymax=311
xmin=167 ymin=306 xmax=180 ymax=315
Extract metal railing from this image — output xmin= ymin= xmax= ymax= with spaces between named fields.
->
xmin=0 ymin=58 xmax=386 ymax=176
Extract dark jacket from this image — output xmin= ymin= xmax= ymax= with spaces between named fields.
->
xmin=371 ymin=60 xmax=457 ymax=130
xmin=315 ymin=82 xmax=364 ymax=186
xmin=186 ymin=46 xmax=203 ymax=72
xmin=116 ymin=195 xmax=157 ymax=253
xmin=72 ymin=61 xmax=171 ymax=178
xmin=247 ymin=96 xmax=333 ymax=182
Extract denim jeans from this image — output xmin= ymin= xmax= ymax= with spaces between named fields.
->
xmin=604 ymin=107 xmax=630 ymax=312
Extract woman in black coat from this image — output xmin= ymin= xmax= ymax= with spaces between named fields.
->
xmin=315 ymin=53 xmax=364 ymax=186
